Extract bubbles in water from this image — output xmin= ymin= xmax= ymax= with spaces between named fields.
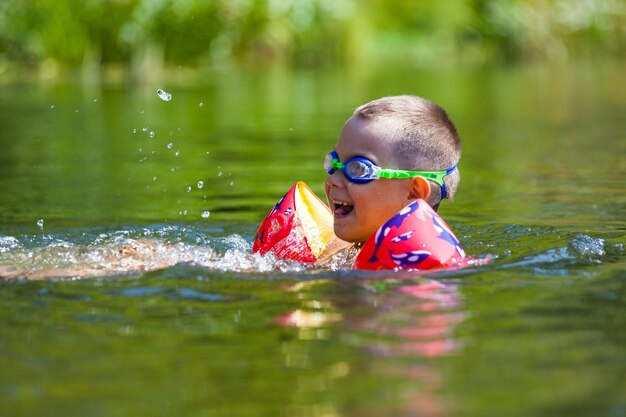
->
xmin=201 ymin=211 xmax=211 ymax=218
xmin=197 ymin=181 xmax=204 ymax=189
xmin=167 ymin=143 xmax=173 ymax=149
xmin=149 ymin=131 xmax=155 ymax=138
xmin=157 ymin=88 xmax=172 ymax=101
xmin=569 ymin=234 xmax=606 ymax=257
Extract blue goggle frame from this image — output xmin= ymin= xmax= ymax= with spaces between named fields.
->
xmin=324 ymin=150 xmax=457 ymax=198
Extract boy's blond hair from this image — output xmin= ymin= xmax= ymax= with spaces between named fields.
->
xmin=354 ymin=95 xmax=461 ymax=210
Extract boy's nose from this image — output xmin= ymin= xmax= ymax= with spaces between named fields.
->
xmin=325 ymin=171 xmax=345 ymax=189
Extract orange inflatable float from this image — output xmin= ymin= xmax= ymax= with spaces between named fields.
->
xmin=252 ymin=182 xmax=352 ymax=263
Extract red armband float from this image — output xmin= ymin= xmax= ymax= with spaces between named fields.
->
xmin=252 ymin=182 xmax=351 ymax=263
xmin=354 ymin=199 xmax=468 ymax=271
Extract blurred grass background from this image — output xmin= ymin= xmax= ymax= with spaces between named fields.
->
xmin=1 ymin=0 xmax=625 ymax=83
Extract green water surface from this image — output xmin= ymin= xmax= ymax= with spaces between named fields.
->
xmin=0 ymin=62 xmax=625 ymax=417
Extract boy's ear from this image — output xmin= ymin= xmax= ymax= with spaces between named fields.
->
xmin=407 ymin=176 xmax=431 ymax=201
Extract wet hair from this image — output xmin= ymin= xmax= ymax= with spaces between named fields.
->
xmin=354 ymin=95 xmax=461 ymax=209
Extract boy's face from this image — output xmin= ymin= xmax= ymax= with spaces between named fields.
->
xmin=324 ymin=116 xmax=415 ymax=243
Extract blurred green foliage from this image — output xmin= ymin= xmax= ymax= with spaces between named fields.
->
xmin=1 ymin=0 xmax=625 ymax=79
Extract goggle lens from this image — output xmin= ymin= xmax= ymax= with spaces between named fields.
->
xmin=324 ymin=153 xmax=335 ymax=173
xmin=344 ymin=160 xmax=374 ymax=180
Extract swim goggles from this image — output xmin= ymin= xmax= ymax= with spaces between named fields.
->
xmin=324 ymin=150 xmax=457 ymax=198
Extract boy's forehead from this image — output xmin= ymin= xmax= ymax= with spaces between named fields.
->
xmin=340 ymin=116 xmax=397 ymax=146
xmin=337 ymin=116 xmax=400 ymax=163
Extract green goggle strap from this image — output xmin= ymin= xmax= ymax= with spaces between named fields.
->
xmin=377 ymin=168 xmax=447 ymax=186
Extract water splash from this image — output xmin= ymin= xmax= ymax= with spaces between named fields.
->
xmin=156 ymin=89 xmax=172 ymax=101
xmin=0 ymin=225 xmax=316 ymax=280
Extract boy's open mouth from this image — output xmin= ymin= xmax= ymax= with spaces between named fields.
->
xmin=332 ymin=200 xmax=354 ymax=217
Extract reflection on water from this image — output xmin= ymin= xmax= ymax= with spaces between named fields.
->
xmin=278 ymin=276 xmax=464 ymax=417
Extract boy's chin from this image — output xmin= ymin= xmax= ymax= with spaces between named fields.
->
xmin=333 ymin=225 xmax=368 ymax=244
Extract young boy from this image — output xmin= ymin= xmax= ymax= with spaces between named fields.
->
xmin=324 ymin=95 xmax=461 ymax=244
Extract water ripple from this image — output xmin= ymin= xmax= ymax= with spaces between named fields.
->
xmin=0 ymin=223 xmax=621 ymax=280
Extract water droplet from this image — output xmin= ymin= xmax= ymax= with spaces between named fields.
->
xmin=186 ymin=186 xmax=192 ymax=192
xmin=138 ymin=148 xmax=142 ymax=152
xmin=93 ymin=98 xmax=98 ymax=102
xmin=197 ymin=181 xmax=204 ymax=189
xmin=36 ymin=219 xmax=44 ymax=232
xmin=149 ymin=131 xmax=155 ymax=138
xmin=167 ymin=143 xmax=173 ymax=149
xmin=50 ymin=105 xmax=55 ymax=109
xmin=199 ymin=102 xmax=203 ymax=107
xmin=229 ymin=181 xmax=234 ymax=186
xmin=201 ymin=211 xmax=211 ymax=218
xmin=132 ymin=128 xmax=137 ymax=134
xmin=157 ymin=88 xmax=172 ymax=101
xmin=217 ymin=171 xmax=223 ymax=177
xmin=140 ymin=109 xmax=145 ymax=114
xmin=153 ymin=176 xmax=157 ymax=181
xmin=175 ymin=151 xmax=180 ymax=157
xmin=143 ymin=127 xmax=148 ymax=132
